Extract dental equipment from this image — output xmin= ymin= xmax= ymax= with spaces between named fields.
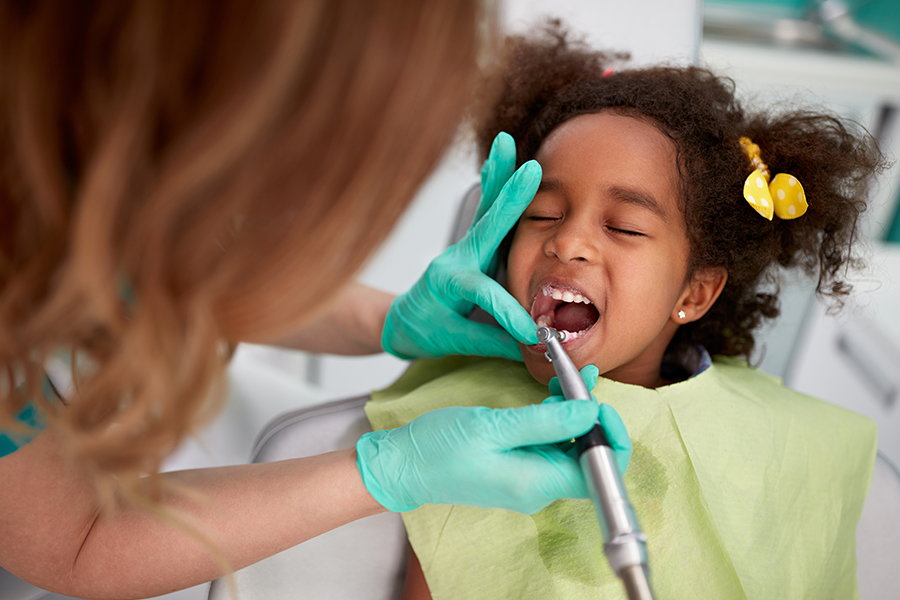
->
xmin=537 ymin=326 xmax=654 ymax=600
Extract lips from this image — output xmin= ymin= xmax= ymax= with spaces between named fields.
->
xmin=530 ymin=283 xmax=600 ymax=342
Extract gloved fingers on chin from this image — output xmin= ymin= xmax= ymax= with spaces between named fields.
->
xmin=579 ymin=365 xmax=600 ymax=389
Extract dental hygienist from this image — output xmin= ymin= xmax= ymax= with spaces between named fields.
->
xmin=0 ymin=2 xmax=630 ymax=598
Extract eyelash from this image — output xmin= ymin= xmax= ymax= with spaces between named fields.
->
xmin=608 ymin=227 xmax=644 ymax=237
xmin=527 ymin=216 xmax=645 ymax=237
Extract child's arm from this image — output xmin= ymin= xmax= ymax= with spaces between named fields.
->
xmin=402 ymin=549 xmax=433 ymax=600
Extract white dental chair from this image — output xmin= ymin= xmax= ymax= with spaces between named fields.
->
xmin=204 ymin=395 xmax=408 ymax=600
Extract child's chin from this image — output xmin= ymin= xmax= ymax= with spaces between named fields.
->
xmin=521 ymin=350 xmax=555 ymax=386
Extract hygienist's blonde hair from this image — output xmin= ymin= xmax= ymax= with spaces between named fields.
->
xmin=0 ymin=0 xmax=484 ymax=502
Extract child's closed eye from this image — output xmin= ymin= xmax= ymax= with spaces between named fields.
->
xmin=607 ymin=225 xmax=645 ymax=237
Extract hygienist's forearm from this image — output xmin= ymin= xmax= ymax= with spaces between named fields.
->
xmin=0 ymin=427 xmax=385 ymax=599
xmin=73 ymin=450 xmax=383 ymax=599
xmin=275 ymin=280 xmax=395 ymax=355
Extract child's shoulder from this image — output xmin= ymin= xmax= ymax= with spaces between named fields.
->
xmin=709 ymin=355 xmax=877 ymax=436
xmin=367 ymin=357 xmax=538 ymax=430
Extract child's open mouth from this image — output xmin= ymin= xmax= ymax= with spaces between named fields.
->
xmin=530 ymin=284 xmax=600 ymax=342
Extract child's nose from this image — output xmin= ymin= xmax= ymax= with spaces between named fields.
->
xmin=544 ymin=221 xmax=599 ymax=264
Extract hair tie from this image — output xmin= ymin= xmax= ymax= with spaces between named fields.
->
xmin=739 ymin=137 xmax=807 ymax=220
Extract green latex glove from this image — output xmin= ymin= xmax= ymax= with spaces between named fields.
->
xmin=546 ymin=364 xmax=633 ymax=476
xmin=356 ymin=399 xmax=600 ymax=514
xmin=382 ymin=132 xmax=540 ymax=361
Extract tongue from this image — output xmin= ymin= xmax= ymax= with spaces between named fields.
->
xmin=554 ymin=303 xmax=599 ymax=333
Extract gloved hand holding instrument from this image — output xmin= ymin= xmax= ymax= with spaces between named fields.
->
xmin=382 ymin=132 xmax=540 ymax=361
xmin=544 ymin=363 xmax=632 ymax=477
xmin=356 ymin=399 xmax=602 ymax=514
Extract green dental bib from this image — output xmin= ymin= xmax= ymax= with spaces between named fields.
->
xmin=366 ymin=356 xmax=876 ymax=600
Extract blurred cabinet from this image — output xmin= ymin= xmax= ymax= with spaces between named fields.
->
xmin=787 ymin=244 xmax=900 ymax=466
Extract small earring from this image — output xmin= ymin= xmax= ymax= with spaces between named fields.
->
xmin=677 ymin=310 xmax=686 ymax=320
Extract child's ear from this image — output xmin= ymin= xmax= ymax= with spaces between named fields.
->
xmin=672 ymin=267 xmax=727 ymax=323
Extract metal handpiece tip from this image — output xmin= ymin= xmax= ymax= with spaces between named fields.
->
xmin=536 ymin=326 xmax=566 ymax=343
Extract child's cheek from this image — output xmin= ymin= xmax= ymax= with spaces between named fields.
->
xmin=504 ymin=240 xmax=532 ymax=310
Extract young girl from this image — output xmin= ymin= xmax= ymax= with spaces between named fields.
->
xmin=366 ymin=27 xmax=885 ymax=600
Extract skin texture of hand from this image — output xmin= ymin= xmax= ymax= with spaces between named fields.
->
xmin=382 ymin=132 xmax=540 ymax=361
xmin=355 ymin=399 xmax=601 ymax=514
xmin=545 ymin=364 xmax=633 ymax=476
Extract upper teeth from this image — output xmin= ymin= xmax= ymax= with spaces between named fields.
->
xmin=543 ymin=286 xmax=591 ymax=304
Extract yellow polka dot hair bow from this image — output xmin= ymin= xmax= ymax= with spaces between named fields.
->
xmin=739 ymin=137 xmax=807 ymax=220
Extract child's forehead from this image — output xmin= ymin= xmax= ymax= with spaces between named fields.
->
xmin=532 ymin=111 xmax=684 ymax=223
xmin=535 ymin=112 xmax=678 ymax=180
xmin=538 ymin=110 xmax=672 ymax=156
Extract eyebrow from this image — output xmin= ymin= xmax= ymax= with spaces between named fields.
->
xmin=538 ymin=178 xmax=670 ymax=223
xmin=608 ymin=186 xmax=669 ymax=223
xmin=537 ymin=178 xmax=562 ymax=193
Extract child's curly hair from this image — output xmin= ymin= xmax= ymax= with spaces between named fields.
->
xmin=475 ymin=25 xmax=886 ymax=359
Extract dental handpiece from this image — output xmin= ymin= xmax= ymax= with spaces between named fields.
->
xmin=537 ymin=326 xmax=654 ymax=600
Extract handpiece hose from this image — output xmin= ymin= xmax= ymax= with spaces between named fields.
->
xmin=537 ymin=327 xmax=654 ymax=600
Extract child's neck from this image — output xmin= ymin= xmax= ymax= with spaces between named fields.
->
xmin=602 ymin=344 xmax=672 ymax=389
